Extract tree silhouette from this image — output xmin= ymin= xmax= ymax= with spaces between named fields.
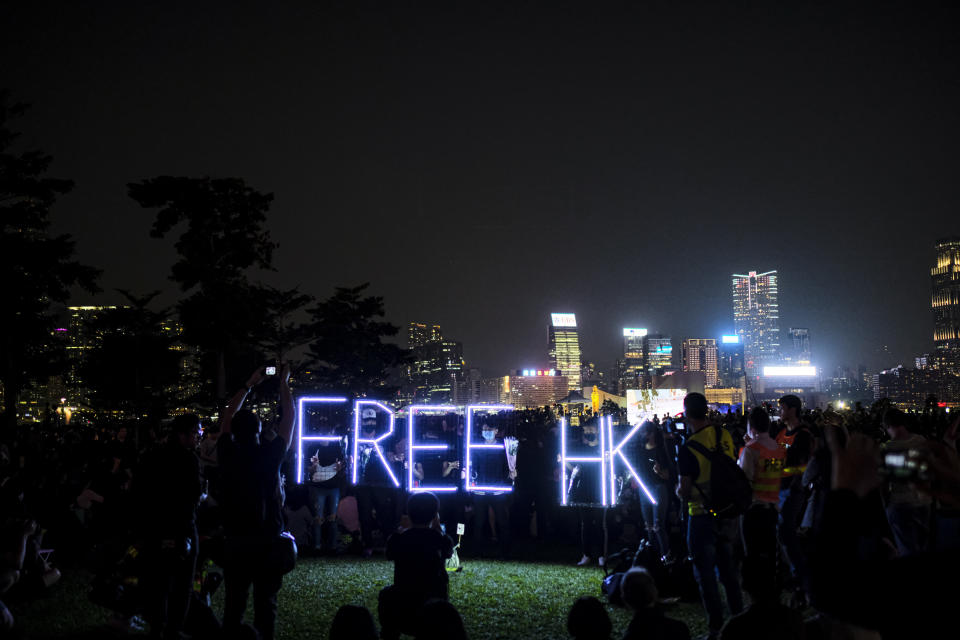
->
xmin=128 ymin=176 xmax=276 ymax=404
xmin=0 ymin=91 xmax=100 ymax=427
xmin=306 ymin=284 xmax=409 ymax=398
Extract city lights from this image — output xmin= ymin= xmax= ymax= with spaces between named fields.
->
xmin=721 ymin=335 xmax=740 ymax=344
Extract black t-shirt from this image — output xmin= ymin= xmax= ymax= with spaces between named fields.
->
xmin=567 ymin=441 xmax=603 ymax=505
xmin=636 ymin=444 xmax=670 ymax=488
xmin=472 ymin=441 xmax=509 ymax=491
xmin=385 ymin=527 xmax=454 ymax=600
xmin=217 ymin=433 xmax=287 ymax=537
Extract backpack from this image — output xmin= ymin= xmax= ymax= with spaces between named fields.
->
xmin=685 ymin=425 xmax=753 ymax=518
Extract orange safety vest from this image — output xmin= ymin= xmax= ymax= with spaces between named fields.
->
xmin=746 ymin=441 xmax=785 ymax=504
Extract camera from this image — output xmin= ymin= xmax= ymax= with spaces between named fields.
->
xmin=265 ymin=366 xmax=277 ymax=376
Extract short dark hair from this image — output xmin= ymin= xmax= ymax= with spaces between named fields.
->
xmin=417 ymin=600 xmax=466 ymax=640
xmin=683 ymin=392 xmax=708 ymax=420
xmin=231 ymin=409 xmax=261 ymax=441
xmin=779 ymin=394 xmax=802 ymax=413
xmin=330 ymin=605 xmax=377 ymax=640
xmin=747 ymin=407 xmax=771 ymax=434
xmin=407 ymin=492 xmax=439 ymax=526
xmin=621 ymin=567 xmax=658 ymax=610
xmin=567 ymin=596 xmax=611 ymax=640
xmin=883 ymin=408 xmax=908 ymax=429
xmin=171 ymin=413 xmax=201 ymax=436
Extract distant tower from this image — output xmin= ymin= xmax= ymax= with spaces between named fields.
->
xmin=732 ymin=270 xmax=780 ymax=375
xmin=932 ymin=238 xmax=960 ymax=374
xmin=786 ymin=327 xmax=811 ymax=365
xmin=682 ymin=338 xmax=719 ymax=387
xmin=548 ymin=313 xmax=582 ymax=391
xmin=642 ymin=334 xmax=673 ymax=376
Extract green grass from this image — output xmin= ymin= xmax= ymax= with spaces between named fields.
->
xmin=11 ymin=557 xmax=709 ymax=639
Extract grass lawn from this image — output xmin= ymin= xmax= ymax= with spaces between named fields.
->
xmin=11 ymin=556 xmax=709 ymax=639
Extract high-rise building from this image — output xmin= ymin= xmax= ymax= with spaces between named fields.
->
xmin=548 ymin=313 xmax=582 ymax=391
xmin=405 ymin=323 xmax=464 ymax=404
xmin=499 ymin=369 xmax=570 ymax=408
xmin=932 ymin=238 xmax=960 ymax=375
xmin=732 ymin=270 xmax=780 ymax=374
xmin=718 ymin=335 xmax=745 ymax=387
xmin=408 ymin=322 xmax=442 ymax=350
xmin=785 ymin=327 xmax=812 ymax=365
xmin=643 ymin=334 xmax=673 ymax=376
xmin=682 ymin=338 xmax=719 ymax=387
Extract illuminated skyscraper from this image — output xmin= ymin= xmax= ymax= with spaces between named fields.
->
xmin=682 ymin=338 xmax=719 ymax=387
xmin=732 ymin=270 xmax=780 ymax=375
xmin=622 ymin=328 xmax=647 ymax=378
xmin=785 ymin=327 xmax=811 ymax=365
xmin=643 ymin=334 xmax=673 ymax=376
xmin=405 ymin=323 xmax=464 ymax=403
xmin=548 ymin=313 xmax=582 ymax=391
xmin=932 ymin=238 xmax=960 ymax=374
xmin=718 ymin=335 xmax=745 ymax=387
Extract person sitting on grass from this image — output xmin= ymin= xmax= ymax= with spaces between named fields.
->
xmin=567 ymin=596 xmax=612 ymax=640
xmin=378 ymin=492 xmax=454 ymax=640
xmin=415 ymin=599 xmax=468 ymax=640
xmin=621 ymin=567 xmax=690 ymax=640
xmin=330 ymin=604 xmax=378 ymax=640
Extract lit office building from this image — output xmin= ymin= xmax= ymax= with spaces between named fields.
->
xmin=408 ymin=322 xmax=442 ymax=350
xmin=732 ymin=270 xmax=781 ymax=375
xmin=499 ymin=369 xmax=570 ymax=409
xmin=548 ymin=313 xmax=582 ymax=391
xmin=405 ymin=323 xmax=465 ymax=404
xmin=622 ymin=328 xmax=647 ymax=377
xmin=718 ymin=335 xmax=745 ymax=387
xmin=785 ymin=327 xmax=812 ymax=365
xmin=932 ymin=238 xmax=960 ymax=375
xmin=682 ymin=338 xmax=719 ymax=387
xmin=643 ymin=334 xmax=673 ymax=376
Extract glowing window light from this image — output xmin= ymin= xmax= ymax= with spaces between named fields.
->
xmin=721 ymin=335 xmax=740 ymax=344
xmin=762 ymin=366 xmax=817 ymax=377
xmin=465 ymin=405 xmax=515 ymax=494
xmin=407 ymin=405 xmax=459 ymax=493
xmin=606 ymin=416 xmax=656 ymax=505
xmin=296 ymin=396 xmax=348 ymax=486
xmin=351 ymin=400 xmax=400 ymax=487
xmin=558 ymin=415 xmax=608 ymax=507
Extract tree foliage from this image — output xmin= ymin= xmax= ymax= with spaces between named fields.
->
xmin=127 ymin=176 xmax=277 ymax=403
xmin=306 ymin=284 xmax=409 ymax=398
xmin=0 ymin=91 xmax=100 ymax=425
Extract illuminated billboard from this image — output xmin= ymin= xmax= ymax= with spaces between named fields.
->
xmin=520 ymin=369 xmax=558 ymax=377
xmin=721 ymin=335 xmax=740 ymax=344
xmin=623 ymin=328 xmax=648 ymax=337
xmin=762 ymin=366 xmax=817 ymax=377
xmin=551 ymin=313 xmax=577 ymax=327
xmin=627 ymin=388 xmax=687 ymax=425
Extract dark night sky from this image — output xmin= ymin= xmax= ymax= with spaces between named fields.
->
xmin=3 ymin=1 xmax=959 ymax=376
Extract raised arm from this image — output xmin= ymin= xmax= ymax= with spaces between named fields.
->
xmin=221 ymin=368 xmax=265 ymax=436
xmin=277 ymin=363 xmax=294 ymax=451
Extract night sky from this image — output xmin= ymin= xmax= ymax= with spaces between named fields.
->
xmin=3 ymin=1 xmax=958 ymax=376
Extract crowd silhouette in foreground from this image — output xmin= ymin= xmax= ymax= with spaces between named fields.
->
xmin=2 ymin=363 xmax=959 ymax=639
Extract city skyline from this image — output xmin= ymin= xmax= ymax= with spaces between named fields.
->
xmin=2 ymin=3 xmax=957 ymax=378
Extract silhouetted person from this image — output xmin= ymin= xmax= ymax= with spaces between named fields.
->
xmin=330 ymin=604 xmax=378 ymax=640
xmin=776 ymin=394 xmax=814 ymax=602
xmin=719 ymin=556 xmax=802 ymax=640
xmin=567 ymin=596 xmax=611 ymax=640
xmin=218 ymin=365 xmax=295 ymax=640
xmin=415 ymin=600 xmax=468 ymax=640
xmin=621 ymin=567 xmax=690 ymax=640
xmin=137 ymin=414 xmax=203 ymax=640
xmin=379 ymin=492 xmax=454 ymax=640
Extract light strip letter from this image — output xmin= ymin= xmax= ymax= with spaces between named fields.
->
xmin=606 ymin=416 xmax=657 ymax=505
xmin=407 ymin=405 xmax=459 ymax=493
xmin=296 ymin=396 xmax=348 ymax=485
xmin=352 ymin=399 xmax=400 ymax=487
xmin=465 ymin=405 xmax=514 ymax=494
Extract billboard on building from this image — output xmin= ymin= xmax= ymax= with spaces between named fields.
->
xmin=626 ymin=388 xmax=687 ymax=425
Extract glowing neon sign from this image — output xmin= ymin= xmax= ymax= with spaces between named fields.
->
xmin=721 ymin=335 xmax=740 ymax=344
xmin=295 ymin=396 xmax=348 ymax=485
xmin=605 ymin=416 xmax=656 ymax=505
xmin=551 ymin=313 xmax=577 ymax=327
xmin=351 ymin=400 xmax=400 ymax=487
xmin=465 ymin=405 xmax=514 ymax=494
xmin=762 ymin=366 xmax=817 ymax=377
xmin=407 ymin=405 xmax=459 ymax=493
xmin=622 ymin=328 xmax=648 ymax=337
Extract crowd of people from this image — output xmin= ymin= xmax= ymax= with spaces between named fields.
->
xmin=1 ymin=365 xmax=959 ymax=639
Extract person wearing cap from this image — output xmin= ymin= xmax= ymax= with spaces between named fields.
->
xmin=676 ymin=392 xmax=743 ymax=639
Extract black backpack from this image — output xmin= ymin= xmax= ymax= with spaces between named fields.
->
xmin=685 ymin=425 xmax=753 ymax=518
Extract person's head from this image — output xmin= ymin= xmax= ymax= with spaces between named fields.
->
xmin=638 ymin=420 xmax=659 ymax=447
xmin=116 ymin=426 xmax=127 ymax=442
xmin=361 ymin=409 xmax=377 ymax=436
xmin=231 ymin=409 xmax=262 ymax=442
xmin=778 ymin=395 xmax=802 ymax=423
xmin=330 ymin=605 xmax=377 ymax=640
xmin=415 ymin=600 xmax=467 ymax=640
xmin=407 ymin=492 xmax=439 ymax=527
xmin=883 ymin=408 xmax=909 ymax=439
xmin=747 ymin=406 xmax=771 ymax=438
xmin=581 ymin=419 xmax=600 ymax=446
xmin=683 ymin=392 xmax=708 ymax=422
xmin=480 ymin=422 xmax=496 ymax=442
xmin=740 ymin=555 xmax=778 ymax=603
xmin=566 ymin=596 xmax=611 ymax=640
xmin=171 ymin=413 xmax=202 ymax=449
xmin=620 ymin=567 xmax=658 ymax=610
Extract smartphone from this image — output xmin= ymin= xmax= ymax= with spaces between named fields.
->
xmin=265 ymin=366 xmax=277 ymax=376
